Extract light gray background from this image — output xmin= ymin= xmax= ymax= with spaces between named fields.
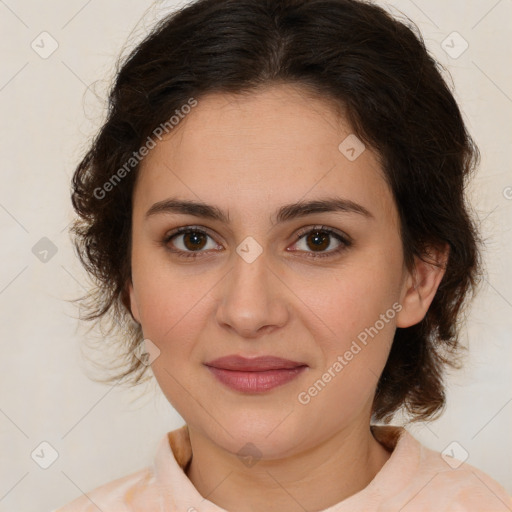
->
xmin=0 ymin=1 xmax=511 ymax=511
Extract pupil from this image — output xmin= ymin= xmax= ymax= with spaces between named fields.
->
xmin=309 ymin=231 xmax=328 ymax=251
xmin=185 ymin=232 xmax=206 ymax=250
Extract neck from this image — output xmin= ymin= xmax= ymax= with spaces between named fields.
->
xmin=185 ymin=419 xmax=391 ymax=512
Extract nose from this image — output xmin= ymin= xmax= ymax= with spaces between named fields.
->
xmin=215 ymin=245 xmax=290 ymax=339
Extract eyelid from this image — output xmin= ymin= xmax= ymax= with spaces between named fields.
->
xmin=293 ymin=224 xmax=352 ymax=244
xmin=162 ymin=225 xmax=222 ymax=250
xmin=162 ymin=224 xmax=352 ymax=259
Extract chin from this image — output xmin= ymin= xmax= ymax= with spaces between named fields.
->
xmin=197 ymin=411 xmax=312 ymax=460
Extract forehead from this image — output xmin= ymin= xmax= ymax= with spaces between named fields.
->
xmin=134 ymin=84 xmax=398 ymax=229
xmin=160 ymin=84 xmax=355 ymax=164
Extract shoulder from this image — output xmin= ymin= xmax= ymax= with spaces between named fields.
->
xmin=394 ymin=431 xmax=512 ymax=511
xmin=52 ymin=428 xmax=188 ymax=512
xmin=53 ymin=467 xmax=160 ymax=512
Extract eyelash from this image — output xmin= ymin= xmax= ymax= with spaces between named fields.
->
xmin=162 ymin=225 xmax=352 ymax=260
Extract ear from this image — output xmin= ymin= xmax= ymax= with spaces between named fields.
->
xmin=122 ymin=279 xmax=141 ymax=324
xmin=396 ymin=243 xmax=450 ymax=328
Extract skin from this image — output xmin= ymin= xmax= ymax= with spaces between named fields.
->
xmin=127 ymin=83 xmax=448 ymax=512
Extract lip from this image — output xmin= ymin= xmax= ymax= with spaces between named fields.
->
xmin=205 ymin=355 xmax=307 ymax=371
xmin=204 ymin=355 xmax=308 ymax=393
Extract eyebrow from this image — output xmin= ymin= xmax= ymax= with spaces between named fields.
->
xmin=145 ymin=196 xmax=374 ymax=224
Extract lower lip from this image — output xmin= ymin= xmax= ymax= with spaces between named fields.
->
xmin=205 ymin=365 xmax=307 ymax=393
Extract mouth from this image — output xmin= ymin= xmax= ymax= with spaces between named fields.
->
xmin=204 ymin=355 xmax=308 ymax=393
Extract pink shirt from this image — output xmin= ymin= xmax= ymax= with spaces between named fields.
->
xmin=54 ymin=424 xmax=511 ymax=511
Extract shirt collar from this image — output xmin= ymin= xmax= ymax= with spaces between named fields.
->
xmin=152 ymin=423 xmax=417 ymax=511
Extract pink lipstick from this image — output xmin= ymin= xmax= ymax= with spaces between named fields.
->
xmin=204 ymin=355 xmax=308 ymax=393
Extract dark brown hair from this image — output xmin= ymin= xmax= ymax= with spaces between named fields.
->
xmin=70 ymin=0 xmax=483 ymax=423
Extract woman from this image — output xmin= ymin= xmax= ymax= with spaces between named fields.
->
xmin=55 ymin=0 xmax=511 ymax=510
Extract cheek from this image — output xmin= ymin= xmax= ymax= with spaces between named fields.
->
xmin=135 ymin=272 xmax=210 ymax=412
xmin=292 ymin=265 xmax=399 ymax=414
xmin=296 ymin=273 xmax=397 ymax=419
xmin=130 ymin=251 xmax=212 ymax=354
xmin=136 ymin=280 xmax=209 ymax=345
xmin=296 ymin=260 xmax=399 ymax=347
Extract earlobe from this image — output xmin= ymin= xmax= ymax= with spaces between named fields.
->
xmin=396 ymin=243 xmax=450 ymax=328
xmin=124 ymin=281 xmax=141 ymax=324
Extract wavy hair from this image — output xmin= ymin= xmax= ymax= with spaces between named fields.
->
xmin=70 ymin=0 xmax=483 ymax=423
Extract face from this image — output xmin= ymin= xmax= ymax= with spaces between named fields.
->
xmin=127 ymin=83 xmax=440 ymax=458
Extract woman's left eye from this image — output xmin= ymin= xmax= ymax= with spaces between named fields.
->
xmin=162 ymin=225 xmax=351 ymax=259
xmin=291 ymin=225 xmax=352 ymax=258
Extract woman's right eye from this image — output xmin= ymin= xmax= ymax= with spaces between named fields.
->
xmin=163 ymin=227 xmax=220 ymax=259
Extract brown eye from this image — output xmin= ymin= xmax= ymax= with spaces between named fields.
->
xmin=291 ymin=226 xmax=352 ymax=258
xmin=181 ymin=231 xmax=208 ymax=251
xmin=163 ymin=227 xmax=219 ymax=258
xmin=305 ymin=230 xmax=331 ymax=251
xmin=162 ymin=225 xmax=351 ymax=260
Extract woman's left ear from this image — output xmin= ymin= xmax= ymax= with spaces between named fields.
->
xmin=396 ymin=243 xmax=450 ymax=328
